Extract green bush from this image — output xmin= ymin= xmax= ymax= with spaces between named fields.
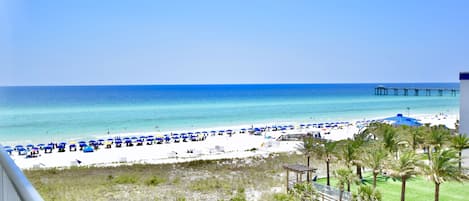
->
xmin=144 ymin=176 xmax=166 ymax=186
xmin=230 ymin=188 xmax=246 ymax=201
xmin=111 ymin=175 xmax=138 ymax=184
xmin=273 ymin=193 xmax=296 ymax=201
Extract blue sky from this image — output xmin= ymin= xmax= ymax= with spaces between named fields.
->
xmin=1 ymin=0 xmax=468 ymax=86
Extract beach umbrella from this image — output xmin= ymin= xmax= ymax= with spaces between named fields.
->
xmin=15 ymin=145 xmax=24 ymax=151
xmin=17 ymin=147 xmax=27 ymax=155
xmin=44 ymin=145 xmax=53 ymax=153
xmin=383 ymin=113 xmax=418 ymax=122
xmin=4 ymin=148 xmax=13 ymax=155
xmin=36 ymin=144 xmax=45 ymax=149
xmin=383 ymin=114 xmax=422 ymax=127
xmin=26 ymin=144 xmax=34 ymax=150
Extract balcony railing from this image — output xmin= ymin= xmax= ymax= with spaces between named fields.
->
xmin=0 ymin=145 xmax=44 ymax=201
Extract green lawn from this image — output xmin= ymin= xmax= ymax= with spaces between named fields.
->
xmin=316 ymin=174 xmax=467 ymax=201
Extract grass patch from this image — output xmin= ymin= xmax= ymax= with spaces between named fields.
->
xmin=23 ymin=152 xmax=315 ymax=200
xmin=111 ymin=174 xmax=139 ymax=184
xmin=144 ymin=176 xmax=166 ymax=186
xmin=189 ymin=177 xmax=231 ymax=192
xmin=316 ymin=173 xmax=467 ymax=201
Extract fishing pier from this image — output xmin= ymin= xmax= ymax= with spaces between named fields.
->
xmin=374 ymin=85 xmax=459 ymax=96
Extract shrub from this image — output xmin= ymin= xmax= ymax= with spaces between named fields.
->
xmin=111 ymin=175 xmax=138 ymax=184
xmin=144 ymin=176 xmax=166 ymax=186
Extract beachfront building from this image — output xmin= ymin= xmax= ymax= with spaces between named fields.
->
xmin=461 ymin=72 xmax=469 ymax=135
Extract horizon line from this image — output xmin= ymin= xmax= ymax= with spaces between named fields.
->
xmin=0 ymin=81 xmax=459 ymax=87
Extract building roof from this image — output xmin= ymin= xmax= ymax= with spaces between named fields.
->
xmin=283 ymin=164 xmax=317 ymax=173
xmin=460 ymin=72 xmax=469 ymax=80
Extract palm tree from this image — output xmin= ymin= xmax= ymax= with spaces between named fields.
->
xmin=382 ymin=126 xmax=400 ymax=159
xmin=336 ymin=168 xmax=356 ymax=201
xmin=363 ymin=143 xmax=388 ymax=189
xmin=404 ymin=126 xmax=425 ymax=152
xmin=296 ymin=136 xmax=316 ymax=181
xmin=451 ymin=134 xmax=469 ymax=171
xmin=423 ymin=149 xmax=466 ymax=201
xmin=354 ymin=185 xmax=382 ymax=201
xmin=340 ymin=139 xmax=364 ymax=181
xmin=389 ymin=151 xmax=421 ymax=201
xmin=315 ymin=140 xmax=338 ymax=186
xmin=426 ymin=125 xmax=451 ymax=152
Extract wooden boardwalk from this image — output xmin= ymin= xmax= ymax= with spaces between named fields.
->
xmin=374 ymin=86 xmax=459 ymax=96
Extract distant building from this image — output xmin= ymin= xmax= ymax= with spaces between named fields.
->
xmin=460 ymin=72 xmax=469 ymax=135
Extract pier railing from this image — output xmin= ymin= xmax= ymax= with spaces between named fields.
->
xmin=374 ymin=86 xmax=459 ymax=96
xmin=0 ymin=145 xmax=44 ymax=201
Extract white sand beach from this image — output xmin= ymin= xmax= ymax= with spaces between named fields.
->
xmin=8 ymin=113 xmax=458 ymax=169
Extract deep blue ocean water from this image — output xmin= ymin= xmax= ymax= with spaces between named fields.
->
xmin=0 ymin=83 xmax=459 ymax=144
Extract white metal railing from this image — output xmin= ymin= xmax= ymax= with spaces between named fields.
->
xmin=0 ymin=145 xmax=44 ymax=201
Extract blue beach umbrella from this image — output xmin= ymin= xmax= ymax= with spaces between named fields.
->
xmin=15 ymin=145 xmax=23 ymax=150
xmin=26 ymin=144 xmax=35 ymax=150
xmin=4 ymin=147 xmax=13 ymax=155
xmin=36 ymin=144 xmax=45 ymax=149
xmin=383 ymin=114 xmax=422 ymax=127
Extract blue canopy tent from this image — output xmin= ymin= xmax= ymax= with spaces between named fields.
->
xmin=383 ymin=114 xmax=422 ymax=127
xmin=83 ymin=146 xmax=94 ymax=153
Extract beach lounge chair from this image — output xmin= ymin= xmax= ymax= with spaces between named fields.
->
xmin=105 ymin=141 xmax=112 ymax=149
xmin=125 ymin=139 xmax=133 ymax=147
xmin=44 ymin=145 xmax=53 ymax=154
xmin=69 ymin=143 xmax=77 ymax=151
xmin=172 ymin=134 xmax=180 ymax=143
xmin=136 ymin=139 xmax=143 ymax=146
xmin=115 ymin=138 xmax=122 ymax=147
xmin=79 ymin=141 xmax=87 ymax=150
xmin=58 ymin=142 xmax=66 ymax=152
xmin=190 ymin=133 xmax=198 ymax=141
xmin=181 ymin=133 xmax=188 ymax=142
xmin=146 ymin=136 xmax=154 ymax=145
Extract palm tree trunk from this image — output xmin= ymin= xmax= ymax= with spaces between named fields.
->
xmin=435 ymin=183 xmax=440 ymax=201
xmin=401 ymin=177 xmax=406 ymax=201
xmin=356 ymin=165 xmax=362 ymax=180
xmin=326 ymin=160 xmax=330 ymax=186
xmin=347 ymin=181 xmax=350 ymax=192
xmin=373 ymin=172 xmax=377 ymax=189
xmin=307 ymin=156 xmax=310 ymax=182
xmin=459 ymin=151 xmax=462 ymax=171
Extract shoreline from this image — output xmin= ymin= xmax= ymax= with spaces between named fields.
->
xmin=6 ymin=112 xmax=457 ymax=170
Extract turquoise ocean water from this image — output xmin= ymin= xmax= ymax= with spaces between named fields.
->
xmin=0 ymin=83 xmax=459 ymax=144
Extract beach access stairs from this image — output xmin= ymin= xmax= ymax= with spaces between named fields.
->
xmin=0 ymin=145 xmax=44 ymax=201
